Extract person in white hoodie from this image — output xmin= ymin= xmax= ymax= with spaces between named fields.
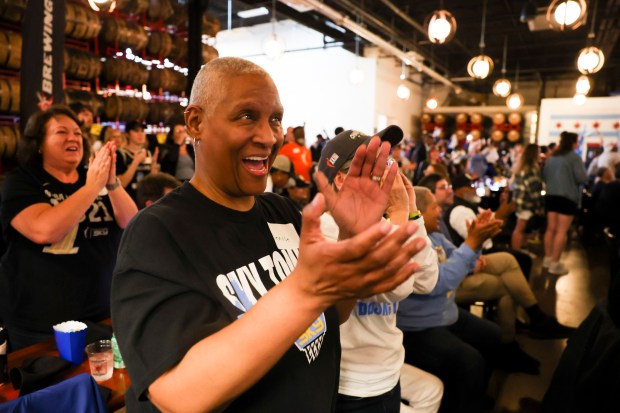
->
xmin=317 ymin=127 xmax=443 ymax=413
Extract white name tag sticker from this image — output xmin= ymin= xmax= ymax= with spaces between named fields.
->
xmin=268 ymin=223 xmax=300 ymax=250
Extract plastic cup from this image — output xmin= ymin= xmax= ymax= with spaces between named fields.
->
xmin=53 ymin=326 xmax=87 ymax=365
xmin=85 ymin=340 xmax=114 ymax=382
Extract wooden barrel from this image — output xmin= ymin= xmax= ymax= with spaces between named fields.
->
xmin=491 ymin=130 xmax=505 ymax=142
xmin=508 ymin=113 xmax=522 ymax=125
xmin=65 ymin=3 xmax=101 ymax=40
xmin=103 ymin=58 xmax=149 ymax=88
xmin=0 ymin=0 xmax=26 ymax=24
xmin=100 ymin=18 xmax=147 ymax=51
xmin=202 ymin=13 xmax=221 ymax=38
xmin=116 ymin=0 xmax=149 ymax=15
xmin=164 ymin=2 xmax=187 ymax=28
xmin=0 ymin=124 xmax=19 ymax=160
xmin=455 ymin=113 xmax=468 ymax=125
xmin=147 ymin=101 xmax=182 ymax=124
xmin=64 ymin=90 xmax=104 ymax=117
xmin=65 ymin=48 xmax=102 ymax=81
xmin=433 ymin=114 xmax=445 ymax=125
xmin=202 ymin=45 xmax=219 ymax=64
xmin=470 ymin=113 xmax=483 ymax=124
xmin=492 ymin=113 xmax=506 ymax=125
xmin=148 ymin=68 xmax=186 ymax=94
xmin=148 ymin=0 xmax=174 ymax=22
xmin=0 ymin=29 xmax=21 ymax=70
xmin=0 ymin=77 xmax=19 ymax=113
xmin=470 ymin=130 xmax=481 ymax=140
xmin=507 ymin=130 xmax=521 ymax=142
xmin=169 ymin=35 xmax=187 ymax=61
xmin=104 ymin=95 xmax=147 ymax=122
xmin=420 ymin=113 xmax=431 ymax=124
xmin=147 ymin=31 xmax=173 ymax=59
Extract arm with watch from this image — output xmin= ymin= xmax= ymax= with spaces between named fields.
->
xmin=106 ymin=144 xmax=139 ymax=228
xmin=385 ymin=173 xmax=437 ymax=297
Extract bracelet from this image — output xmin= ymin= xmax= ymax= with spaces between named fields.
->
xmin=408 ymin=210 xmax=422 ymax=221
xmin=106 ymin=178 xmax=121 ymax=191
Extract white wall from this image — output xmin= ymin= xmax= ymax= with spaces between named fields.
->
xmin=215 ymin=20 xmax=377 ymax=145
xmin=538 ymin=97 xmax=620 ymax=152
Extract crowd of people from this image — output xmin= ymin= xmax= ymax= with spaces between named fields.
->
xmin=0 ymin=56 xmax=617 ymax=412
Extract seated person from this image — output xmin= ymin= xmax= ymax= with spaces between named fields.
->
xmin=135 ymin=173 xmax=182 ymax=209
xmin=397 ymin=187 xmax=505 ymax=413
xmin=317 ymin=127 xmax=442 ymax=413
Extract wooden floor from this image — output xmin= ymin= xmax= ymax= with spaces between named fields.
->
xmin=491 ymin=232 xmax=610 ymax=413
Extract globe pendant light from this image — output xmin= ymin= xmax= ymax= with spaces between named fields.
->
xmin=426 ymin=2 xmax=457 ymax=45
xmin=263 ymin=0 xmax=285 ymax=59
xmin=426 ymin=97 xmax=439 ymax=110
xmin=493 ymin=36 xmax=512 ymax=97
xmin=576 ymin=0 xmax=605 ymax=75
xmin=396 ymin=61 xmax=410 ymax=100
xmin=506 ymin=62 xmax=524 ymax=110
xmin=547 ymin=0 xmax=587 ymax=31
xmin=575 ymin=75 xmax=591 ymax=95
xmin=467 ymin=0 xmax=493 ymax=80
xmin=573 ymin=93 xmax=587 ymax=106
xmin=87 ymin=0 xmax=116 ymax=12
xmin=426 ymin=49 xmax=439 ymax=110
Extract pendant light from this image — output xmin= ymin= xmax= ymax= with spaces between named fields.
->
xmin=575 ymin=75 xmax=591 ymax=95
xmin=467 ymin=0 xmax=493 ymax=80
xmin=396 ymin=60 xmax=410 ymax=100
xmin=573 ymin=93 xmax=587 ymax=106
xmin=263 ymin=0 xmax=285 ymax=59
xmin=349 ymin=35 xmax=364 ymax=85
xmin=547 ymin=0 xmax=587 ymax=31
xmin=577 ymin=0 xmax=605 ymax=74
xmin=506 ymin=62 xmax=524 ymax=110
xmin=87 ymin=0 xmax=116 ymax=12
xmin=426 ymin=1 xmax=457 ymax=44
xmin=493 ymin=36 xmax=512 ymax=97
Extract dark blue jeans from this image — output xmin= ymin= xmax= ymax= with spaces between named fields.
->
xmin=336 ymin=382 xmax=401 ymax=413
xmin=402 ymin=308 xmax=502 ymax=413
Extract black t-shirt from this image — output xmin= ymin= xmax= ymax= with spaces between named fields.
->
xmin=112 ymin=183 xmax=340 ymax=412
xmin=0 ymin=165 xmax=122 ymax=333
xmin=116 ymin=147 xmax=153 ymax=200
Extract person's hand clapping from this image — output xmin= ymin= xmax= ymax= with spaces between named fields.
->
xmin=292 ymin=193 xmax=427 ymax=306
xmin=315 ymin=137 xmax=398 ymax=239
xmin=464 ymin=215 xmax=503 ymax=251
xmin=86 ymin=144 xmax=112 ymax=193
xmin=386 ymin=170 xmax=409 ymax=224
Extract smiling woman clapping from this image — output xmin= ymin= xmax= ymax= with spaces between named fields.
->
xmin=0 ymin=105 xmax=138 ymax=351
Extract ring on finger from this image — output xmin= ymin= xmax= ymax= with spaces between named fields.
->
xmin=371 ymin=175 xmax=382 ymax=183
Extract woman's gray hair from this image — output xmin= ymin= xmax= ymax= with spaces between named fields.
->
xmin=413 ymin=186 xmax=433 ymax=213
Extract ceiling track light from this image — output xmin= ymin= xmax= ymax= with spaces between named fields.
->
xmin=576 ymin=0 xmax=605 ymax=74
xmin=263 ymin=0 xmax=285 ymax=59
xmin=426 ymin=1 xmax=457 ymax=45
xmin=467 ymin=0 xmax=493 ymax=80
xmin=546 ymin=0 xmax=587 ymax=31
xmin=493 ymin=36 xmax=512 ymax=97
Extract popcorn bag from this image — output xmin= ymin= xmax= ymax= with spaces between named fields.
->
xmin=53 ymin=321 xmax=87 ymax=364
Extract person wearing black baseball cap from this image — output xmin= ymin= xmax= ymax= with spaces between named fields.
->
xmin=318 ymin=126 xmax=404 ymax=185
xmin=116 ymin=121 xmax=160 ymax=201
xmin=318 ymin=126 xmax=443 ymax=412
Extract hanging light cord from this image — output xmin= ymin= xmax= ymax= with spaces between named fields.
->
xmin=501 ymin=36 xmax=507 ymax=75
xmin=271 ymin=0 xmax=277 ymax=35
xmin=588 ymin=0 xmax=599 ymax=40
xmin=479 ymin=0 xmax=487 ymax=51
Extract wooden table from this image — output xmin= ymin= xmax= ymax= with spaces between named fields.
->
xmin=0 ymin=323 xmax=131 ymax=411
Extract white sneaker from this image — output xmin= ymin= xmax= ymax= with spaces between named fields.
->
xmin=548 ymin=261 xmax=569 ymax=275
xmin=542 ymin=256 xmax=552 ymax=268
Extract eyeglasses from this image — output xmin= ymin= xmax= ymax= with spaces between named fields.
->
xmin=436 ymin=184 xmax=453 ymax=190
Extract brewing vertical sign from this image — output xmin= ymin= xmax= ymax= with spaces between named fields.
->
xmin=20 ymin=0 xmax=65 ymax=128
